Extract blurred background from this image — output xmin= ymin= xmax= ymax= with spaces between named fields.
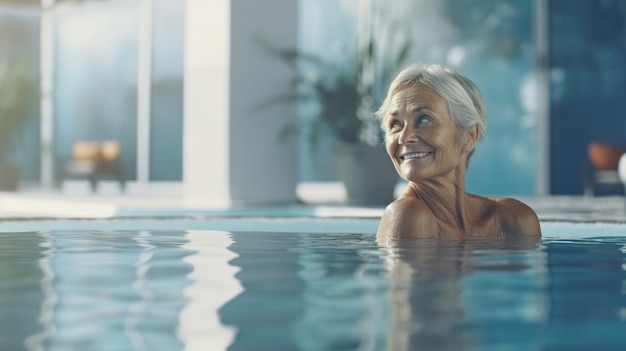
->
xmin=1 ymin=0 xmax=625 ymax=199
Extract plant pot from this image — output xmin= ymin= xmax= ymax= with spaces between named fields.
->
xmin=0 ymin=164 xmax=20 ymax=191
xmin=334 ymin=143 xmax=398 ymax=206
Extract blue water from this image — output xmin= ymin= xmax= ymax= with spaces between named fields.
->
xmin=1 ymin=220 xmax=626 ymax=350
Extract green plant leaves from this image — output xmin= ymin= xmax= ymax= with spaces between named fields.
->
xmin=255 ymin=7 xmax=412 ymax=153
xmin=0 ymin=59 xmax=39 ymax=164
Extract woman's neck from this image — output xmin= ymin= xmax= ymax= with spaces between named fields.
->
xmin=409 ymin=171 xmax=471 ymax=232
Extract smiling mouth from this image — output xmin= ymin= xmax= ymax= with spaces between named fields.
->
xmin=400 ymin=152 xmax=432 ymax=161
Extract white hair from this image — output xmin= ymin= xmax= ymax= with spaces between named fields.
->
xmin=376 ymin=63 xmax=487 ymax=140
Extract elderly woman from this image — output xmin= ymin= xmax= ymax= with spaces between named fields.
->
xmin=376 ymin=63 xmax=541 ymax=241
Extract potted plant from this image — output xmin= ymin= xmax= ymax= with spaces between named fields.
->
xmin=0 ymin=60 xmax=39 ymax=191
xmin=259 ymin=11 xmax=411 ymax=205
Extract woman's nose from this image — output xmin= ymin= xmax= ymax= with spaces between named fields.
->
xmin=398 ymin=125 xmax=418 ymax=145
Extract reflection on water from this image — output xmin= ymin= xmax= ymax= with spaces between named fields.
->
xmin=0 ymin=230 xmax=197 ymax=351
xmin=0 ymin=232 xmax=48 ymax=351
xmin=44 ymin=230 xmax=193 ymax=350
xmin=382 ymin=236 xmax=542 ymax=351
xmin=178 ymin=230 xmax=242 ymax=351
xmin=291 ymin=233 xmax=390 ymax=350
xmin=542 ymin=238 xmax=626 ymax=350
xmin=2 ymin=229 xmax=626 ymax=350
xmin=218 ymin=232 xmax=308 ymax=351
xmin=219 ymin=233 xmax=543 ymax=351
xmin=24 ymin=231 xmax=57 ymax=351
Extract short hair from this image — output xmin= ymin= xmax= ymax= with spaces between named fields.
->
xmin=376 ymin=63 xmax=487 ymax=141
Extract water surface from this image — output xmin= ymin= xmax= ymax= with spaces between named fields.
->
xmin=1 ymin=229 xmax=625 ymax=350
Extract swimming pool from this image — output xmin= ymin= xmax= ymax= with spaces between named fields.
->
xmin=1 ymin=217 xmax=626 ymax=350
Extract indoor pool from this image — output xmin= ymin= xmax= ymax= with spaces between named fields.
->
xmin=1 ymin=218 xmax=626 ymax=351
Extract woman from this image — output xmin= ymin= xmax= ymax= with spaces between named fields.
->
xmin=376 ymin=63 xmax=541 ymax=241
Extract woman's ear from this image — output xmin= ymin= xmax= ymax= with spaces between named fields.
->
xmin=464 ymin=124 xmax=480 ymax=153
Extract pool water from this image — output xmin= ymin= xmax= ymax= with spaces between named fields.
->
xmin=1 ymin=222 xmax=626 ymax=350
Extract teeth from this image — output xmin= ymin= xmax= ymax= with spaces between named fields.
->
xmin=402 ymin=152 xmax=430 ymax=160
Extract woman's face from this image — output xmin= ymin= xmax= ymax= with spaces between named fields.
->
xmin=383 ymin=83 xmax=469 ymax=182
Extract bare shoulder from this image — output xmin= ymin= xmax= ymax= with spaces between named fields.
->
xmin=377 ymin=196 xmax=438 ymax=243
xmin=494 ymin=198 xmax=542 ymax=237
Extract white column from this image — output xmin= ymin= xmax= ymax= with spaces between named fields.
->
xmin=40 ymin=0 xmax=55 ymax=188
xmin=184 ymin=0 xmax=230 ymax=206
xmin=137 ymin=0 xmax=153 ymax=186
xmin=184 ymin=0 xmax=298 ymax=206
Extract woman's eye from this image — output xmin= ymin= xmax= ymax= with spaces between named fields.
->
xmin=389 ymin=120 xmax=402 ymax=131
xmin=416 ymin=115 xmax=430 ymax=126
